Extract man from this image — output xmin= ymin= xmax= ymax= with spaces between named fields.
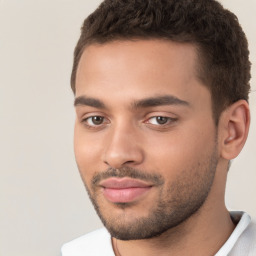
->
xmin=62 ymin=0 xmax=256 ymax=255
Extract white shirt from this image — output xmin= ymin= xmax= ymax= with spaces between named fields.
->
xmin=61 ymin=212 xmax=256 ymax=256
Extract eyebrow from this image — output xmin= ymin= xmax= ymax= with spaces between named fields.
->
xmin=132 ymin=95 xmax=189 ymax=109
xmin=74 ymin=96 xmax=106 ymax=108
xmin=74 ymin=95 xmax=189 ymax=109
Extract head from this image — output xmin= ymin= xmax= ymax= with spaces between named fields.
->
xmin=72 ymin=0 xmax=251 ymax=240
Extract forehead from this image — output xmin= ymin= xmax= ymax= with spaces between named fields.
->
xmin=75 ymin=39 xmax=210 ymax=110
xmin=76 ymin=39 xmax=199 ymax=87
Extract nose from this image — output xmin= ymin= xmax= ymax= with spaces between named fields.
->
xmin=102 ymin=124 xmax=144 ymax=169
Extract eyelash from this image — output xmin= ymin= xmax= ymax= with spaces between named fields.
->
xmin=81 ymin=116 xmax=109 ymax=129
xmin=145 ymin=116 xmax=177 ymax=126
xmin=81 ymin=115 xmax=178 ymax=130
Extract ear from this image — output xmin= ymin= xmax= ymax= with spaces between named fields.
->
xmin=218 ymin=100 xmax=250 ymax=160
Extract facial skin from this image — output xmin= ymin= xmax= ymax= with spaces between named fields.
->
xmin=73 ymin=39 xmax=251 ymax=255
xmin=74 ymin=39 xmax=219 ymax=237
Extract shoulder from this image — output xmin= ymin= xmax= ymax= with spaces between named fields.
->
xmin=61 ymin=228 xmax=115 ymax=256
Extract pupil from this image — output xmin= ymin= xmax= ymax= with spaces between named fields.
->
xmin=93 ymin=116 xmax=103 ymax=125
xmin=157 ymin=116 xmax=168 ymax=124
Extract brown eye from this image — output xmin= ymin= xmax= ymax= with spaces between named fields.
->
xmin=84 ymin=116 xmax=105 ymax=126
xmin=156 ymin=116 xmax=168 ymax=125
xmin=91 ymin=116 xmax=104 ymax=125
xmin=147 ymin=116 xmax=170 ymax=125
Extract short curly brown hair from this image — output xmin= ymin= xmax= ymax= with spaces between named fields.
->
xmin=71 ymin=0 xmax=251 ymax=123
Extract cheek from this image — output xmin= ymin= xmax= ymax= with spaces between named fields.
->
xmin=74 ymin=123 xmax=103 ymax=181
xmin=144 ymin=123 xmax=216 ymax=178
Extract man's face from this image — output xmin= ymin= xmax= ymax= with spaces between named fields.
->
xmin=74 ymin=40 xmax=219 ymax=240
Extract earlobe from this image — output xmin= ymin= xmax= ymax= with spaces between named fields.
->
xmin=219 ymin=100 xmax=250 ymax=160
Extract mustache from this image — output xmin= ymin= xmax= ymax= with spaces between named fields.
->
xmin=92 ymin=167 xmax=164 ymax=186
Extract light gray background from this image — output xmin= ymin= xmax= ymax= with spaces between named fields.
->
xmin=0 ymin=0 xmax=255 ymax=255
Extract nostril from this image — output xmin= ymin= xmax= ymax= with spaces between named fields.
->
xmin=124 ymin=160 xmax=135 ymax=165
xmin=103 ymin=160 xmax=134 ymax=169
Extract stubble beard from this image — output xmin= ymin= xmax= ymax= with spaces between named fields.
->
xmin=80 ymin=147 xmax=218 ymax=241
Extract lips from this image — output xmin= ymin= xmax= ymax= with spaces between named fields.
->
xmin=99 ymin=178 xmax=152 ymax=203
